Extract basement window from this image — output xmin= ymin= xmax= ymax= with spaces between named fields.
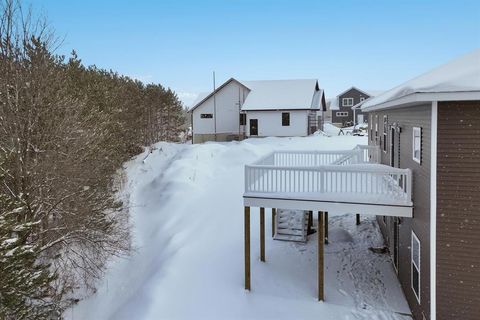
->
xmin=239 ymin=113 xmax=246 ymax=125
xmin=413 ymin=127 xmax=422 ymax=164
xmin=201 ymin=113 xmax=213 ymax=119
xmin=336 ymin=111 xmax=348 ymax=117
xmin=411 ymin=231 xmax=421 ymax=303
xmin=282 ymin=112 xmax=290 ymax=126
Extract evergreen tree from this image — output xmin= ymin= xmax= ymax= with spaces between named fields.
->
xmin=0 ymin=155 xmax=59 ymax=319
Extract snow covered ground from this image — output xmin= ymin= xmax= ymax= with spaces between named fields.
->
xmin=67 ymin=135 xmax=411 ymax=320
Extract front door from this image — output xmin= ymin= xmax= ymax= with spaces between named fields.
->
xmin=358 ymin=114 xmax=364 ymax=124
xmin=250 ymin=119 xmax=258 ymax=136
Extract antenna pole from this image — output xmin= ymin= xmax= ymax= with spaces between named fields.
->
xmin=213 ymin=71 xmax=217 ymax=141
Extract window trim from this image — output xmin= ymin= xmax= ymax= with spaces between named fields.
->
xmin=411 ymin=231 xmax=421 ymax=303
xmin=282 ymin=112 xmax=290 ymax=126
xmin=342 ymin=97 xmax=354 ymax=107
xmin=200 ymin=113 xmax=213 ymax=119
xmin=336 ymin=111 xmax=349 ymax=117
xmin=383 ymin=115 xmax=388 ymax=153
xmin=412 ymin=127 xmax=422 ymax=164
xmin=360 ymin=97 xmax=366 ymax=102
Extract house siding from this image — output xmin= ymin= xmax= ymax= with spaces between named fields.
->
xmin=368 ymin=104 xmax=431 ymax=320
xmin=332 ymin=88 xmax=370 ymax=126
xmin=246 ymin=110 xmax=309 ymax=137
xmin=436 ymin=101 xmax=480 ymax=320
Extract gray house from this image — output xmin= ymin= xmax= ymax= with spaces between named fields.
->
xmin=330 ymin=87 xmax=372 ymax=126
xmin=363 ymin=49 xmax=480 ymax=320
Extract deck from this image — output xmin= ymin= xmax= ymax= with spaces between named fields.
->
xmin=243 ymin=145 xmax=413 ymax=217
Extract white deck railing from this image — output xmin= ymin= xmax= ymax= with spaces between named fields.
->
xmin=245 ymin=145 xmax=412 ymax=206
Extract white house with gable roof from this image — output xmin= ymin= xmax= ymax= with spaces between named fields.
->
xmin=189 ymin=78 xmax=326 ymax=143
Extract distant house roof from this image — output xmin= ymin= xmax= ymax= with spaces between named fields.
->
xmin=189 ymin=78 xmax=326 ymax=112
xmin=336 ymin=86 xmax=372 ymax=98
xmin=362 ymin=49 xmax=480 ymax=112
xmin=351 ymin=92 xmax=385 ymax=110
xmin=240 ymin=79 xmax=323 ymax=111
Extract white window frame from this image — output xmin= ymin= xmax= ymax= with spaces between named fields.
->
xmin=336 ymin=111 xmax=348 ymax=117
xmin=412 ymin=127 xmax=422 ymax=164
xmin=411 ymin=231 xmax=421 ymax=303
xmin=342 ymin=97 xmax=354 ymax=107
xmin=360 ymin=97 xmax=366 ymax=102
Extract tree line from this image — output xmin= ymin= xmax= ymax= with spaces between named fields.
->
xmin=0 ymin=1 xmax=185 ymax=318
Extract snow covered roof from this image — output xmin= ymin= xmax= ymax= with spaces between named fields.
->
xmin=362 ymin=49 xmax=480 ymax=111
xmin=190 ymin=92 xmax=209 ymax=109
xmin=240 ymin=79 xmax=323 ymax=111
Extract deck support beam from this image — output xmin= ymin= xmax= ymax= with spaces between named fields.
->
xmin=308 ymin=211 xmax=313 ymax=234
xmin=260 ymin=207 xmax=265 ymax=262
xmin=318 ymin=211 xmax=324 ymax=301
xmin=324 ymin=212 xmax=329 ymax=244
xmin=271 ymin=208 xmax=276 ymax=237
xmin=244 ymin=206 xmax=251 ymax=290
xmin=356 ymin=213 xmax=361 ymax=225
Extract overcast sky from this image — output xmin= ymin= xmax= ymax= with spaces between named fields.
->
xmin=36 ymin=0 xmax=480 ymax=106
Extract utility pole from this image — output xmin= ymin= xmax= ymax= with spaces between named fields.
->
xmin=213 ymin=71 xmax=217 ymax=141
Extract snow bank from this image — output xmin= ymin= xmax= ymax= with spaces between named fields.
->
xmin=67 ymin=135 xmax=411 ymax=320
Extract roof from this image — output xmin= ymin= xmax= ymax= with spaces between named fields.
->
xmin=240 ymin=79 xmax=322 ymax=111
xmin=188 ymin=78 xmax=248 ymax=112
xmin=362 ymin=49 xmax=480 ymax=111
xmin=351 ymin=92 xmax=384 ymax=110
xmin=336 ymin=86 xmax=372 ymax=98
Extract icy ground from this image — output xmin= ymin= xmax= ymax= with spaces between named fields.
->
xmin=68 ymin=135 xmax=411 ymax=320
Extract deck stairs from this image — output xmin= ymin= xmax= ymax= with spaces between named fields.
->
xmin=274 ymin=209 xmax=308 ymax=242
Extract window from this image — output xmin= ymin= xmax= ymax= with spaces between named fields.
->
xmin=239 ymin=113 xmax=246 ymax=125
xmin=201 ymin=113 xmax=213 ymax=119
xmin=411 ymin=231 xmax=421 ymax=303
xmin=336 ymin=111 xmax=348 ymax=117
xmin=282 ymin=112 xmax=290 ymax=126
xmin=413 ymin=127 xmax=422 ymax=164
xmin=383 ymin=116 xmax=388 ymax=152
xmin=360 ymin=97 xmax=366 ymax=102
xmin=342 ymin=97 xmax=354 ymax=107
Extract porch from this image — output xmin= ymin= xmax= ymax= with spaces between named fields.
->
xmin=242 ymin=145 xmax=413 ymax=301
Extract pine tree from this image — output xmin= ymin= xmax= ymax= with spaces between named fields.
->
xmin=0 ymin=156 xmax=59 ymax=319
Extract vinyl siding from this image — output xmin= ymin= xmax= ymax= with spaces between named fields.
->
xmin=332 ymin=88 xmax=370 ymax=125
xmin=436 ymin=101 xmax=480 ymax=320
xmin=368 ymin=104 xmax=431 ymax=320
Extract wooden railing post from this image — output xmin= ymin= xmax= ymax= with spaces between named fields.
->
xmin=324 ymin=212 xmax=329 ymax=244
xmin=244 ymin=206 xmax=251 ymax=290
xmin=318 ymin=211 xmax=324 ymax=301
xmin=271 ymin=208 xmax=276 ymax=237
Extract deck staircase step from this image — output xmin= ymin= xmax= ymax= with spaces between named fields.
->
xmin=274 ymin=209 xmax=308 ymax=242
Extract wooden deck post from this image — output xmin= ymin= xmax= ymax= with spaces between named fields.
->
xmin=260 ymin=207 xmax=265 ymax=262
xmin=244 ymin=206 xmax=251 ymax=290
xmin=324 ymin=212 xmax=329 ymax=244
xmin=356 ymin=213 xmax=360 ymax=225
xmin=308 ymin=210 xmax=313 ymax=233
xmin=317 ymin=211 xmax=324 ymax=301
xmin=271 ymin=208 xmax=276 ymax=237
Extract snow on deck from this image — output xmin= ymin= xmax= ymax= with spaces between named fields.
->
xmin=67 ymin=135 xmax=411 ymax=320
